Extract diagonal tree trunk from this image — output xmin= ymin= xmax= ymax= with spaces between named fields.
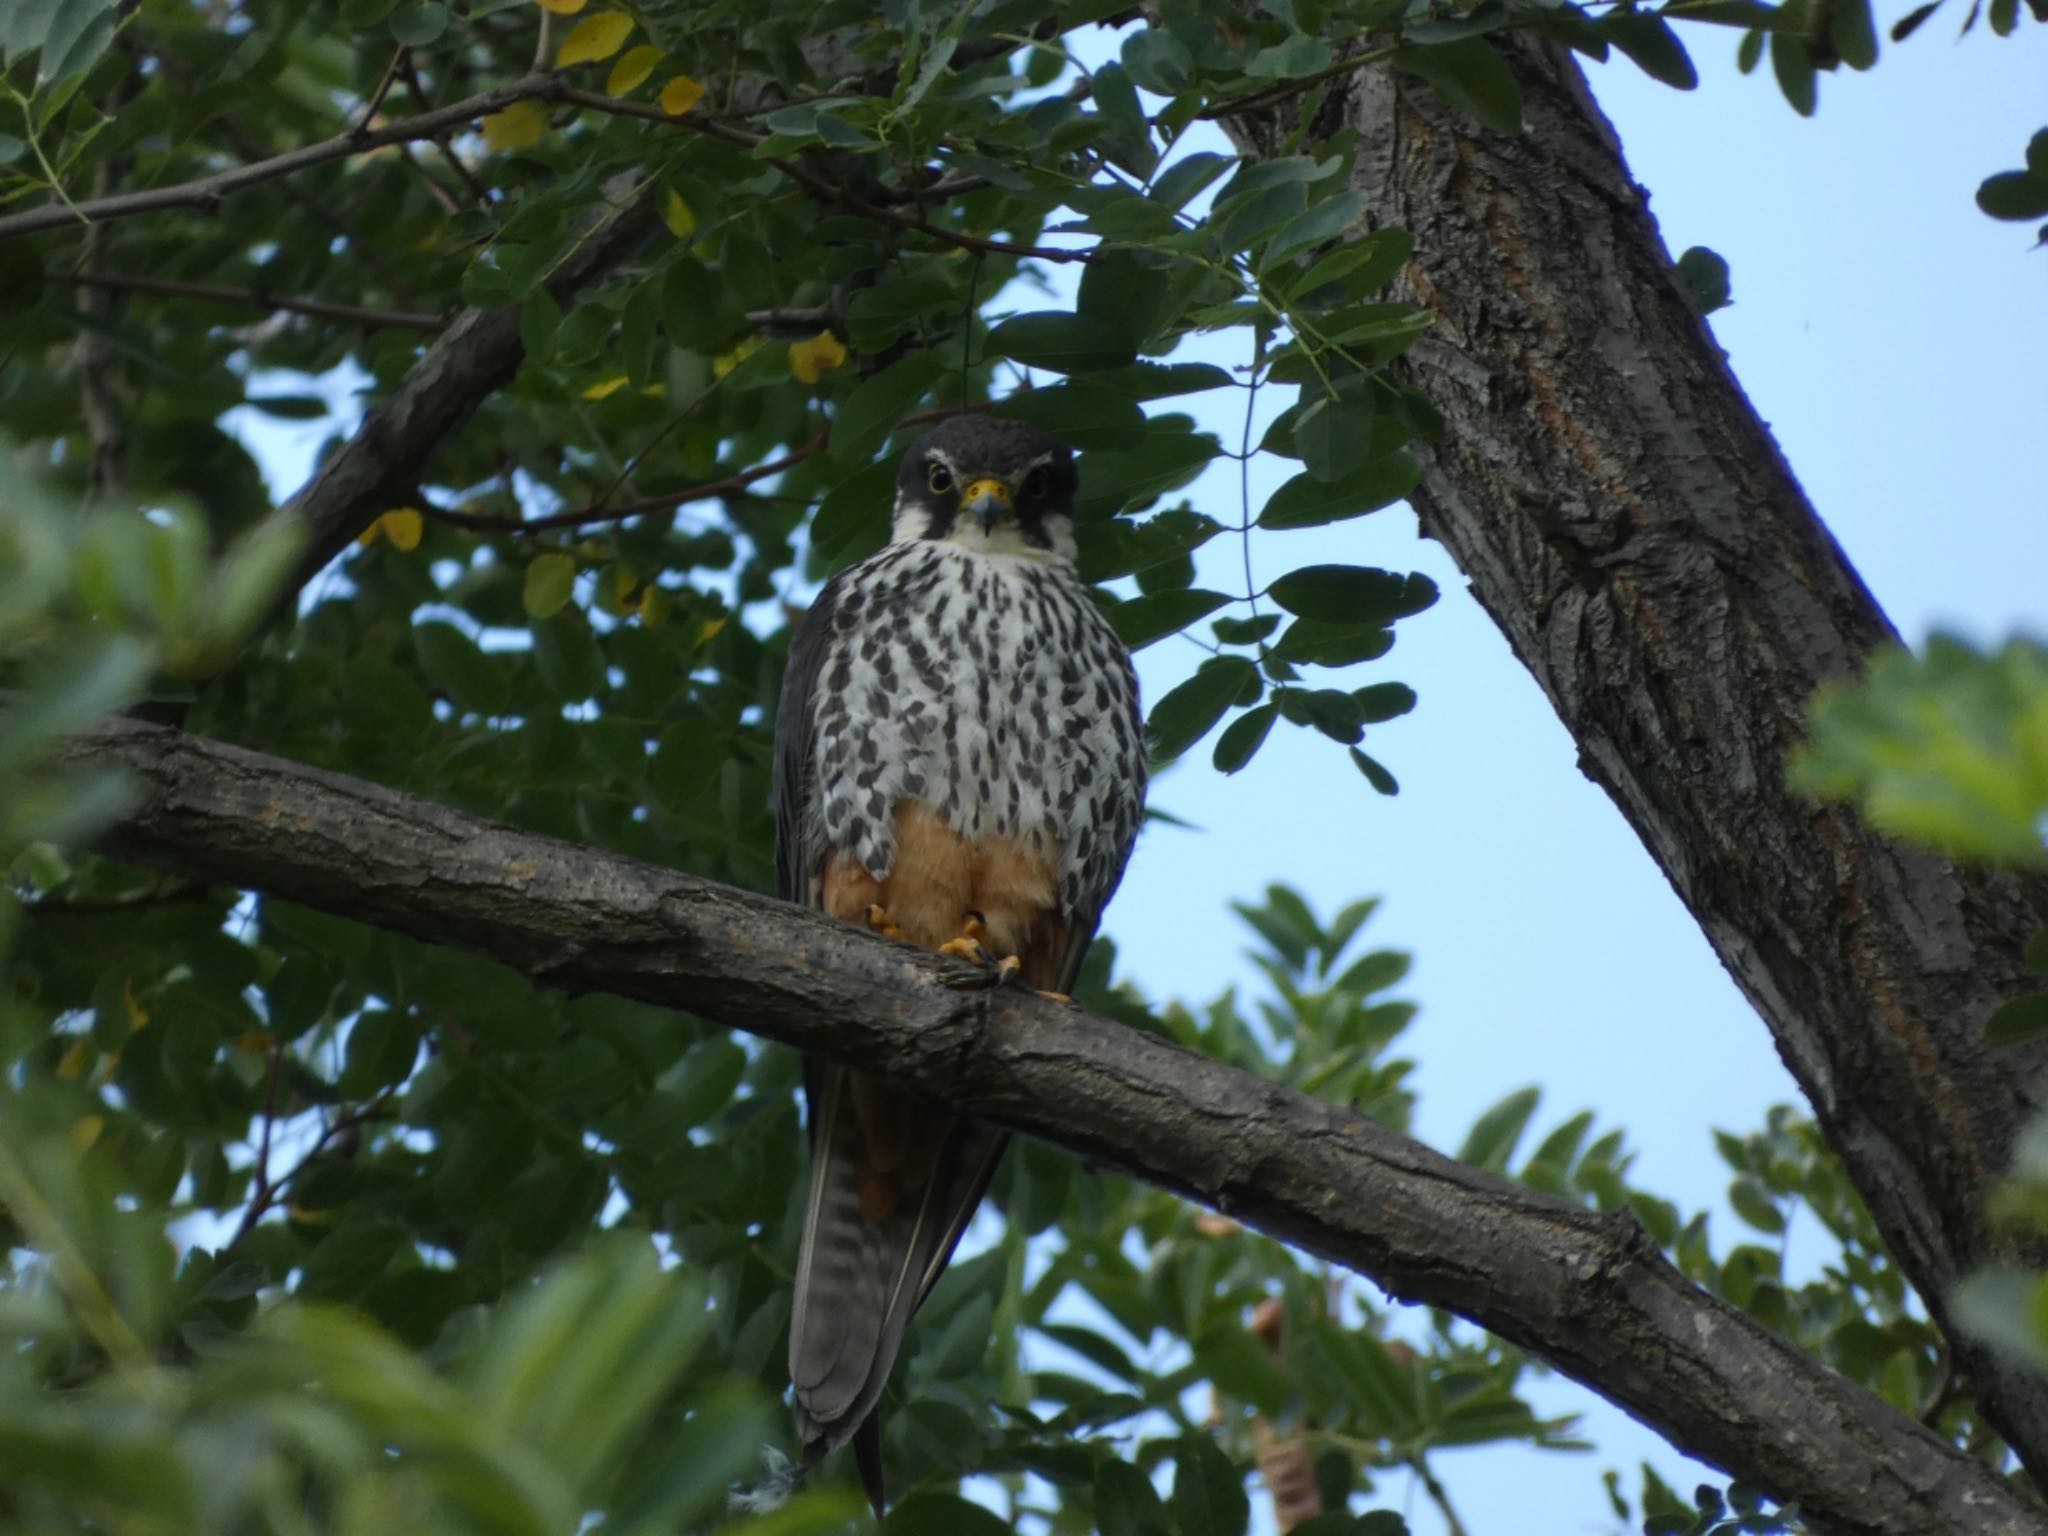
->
xmin=1223 ymin=39 xmax=2048 ymax=1474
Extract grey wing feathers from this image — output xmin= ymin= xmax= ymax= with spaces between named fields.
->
xmin=773 ymin=574 xmax=840 ymax=905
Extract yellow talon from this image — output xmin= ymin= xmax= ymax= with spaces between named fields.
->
xmin=938 ymin=936 xmax=990 ymax=964
xmin=1033 ymin=989 xmax=1070 ymax=1004
xmin=864 ymin=904 xmax=904 ymax=941
xmin=993 ymin=955 xmax=1022 ymax=985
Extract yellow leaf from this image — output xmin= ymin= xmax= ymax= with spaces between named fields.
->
xmin=637 ymin=584 xmax=672 ymax=628
xmin=536 ymin=0 xmax=587 ymax=13
xmin=581 ymin=374 xmax=629 ymax=400
xmin=483 ymin=99 xmax=547 ymax=153
xmin=233 ymin=1031 xmax=276 ymax=1054
xmin=663 ymin=188 xmax=696 ymax=240
xmin=607 ymin=43 xmax=664 ymax=96
xmin=56 ymin=1038 xmax=93 ymax=1081
xmin=557 ymin=10 xmax=634 ymax=66
xmin=124 ymin=977 xmax=148 ymax=1031
xmin=712 ymin=337 xmax=760 ymax=377
xmin=378 ymin=507 xmax=424 ymax=551
xmin=788 ymin=329 xmax=848 ymax=384
xmin=693 ymin=614 xmax=728 ymax=651
xmin=70 ymin=1116 xmax=104 ymax=1153
xmin=659 ymin=73 xmax=706 ymax=116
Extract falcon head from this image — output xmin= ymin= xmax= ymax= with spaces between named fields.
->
xmin=892 ymin=416 xmax=1078 ymax=563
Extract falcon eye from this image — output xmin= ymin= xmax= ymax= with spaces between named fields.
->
xmin=1022 ymin=466 xmax=1049 ymax=499
xmin=926 ymin=462 xmax=953 ymax=495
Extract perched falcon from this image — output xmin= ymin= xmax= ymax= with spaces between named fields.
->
xmin=773 ymin=416 xmax=1147 ymax=1510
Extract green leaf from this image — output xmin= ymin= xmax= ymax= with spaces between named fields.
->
xmin=340 ymin=1009 xmax=421 ymax=1096
xmin=1603 ymin=14 xmax=1699 ymax=87
xmin=1730 ymin=1174 xmax=1787 ymax=1233
xmin=660 ymin=258 xmax=733 ymax=351
xmin=1955 ymin=1267 xmax=2048 ymax=1372
xmin=1149 ymin=658 xmax=1260 ymax=765
xmin=1262 ymin=191 xmax=1372 ymax=268
xmin=1291 ymin=228 xmax=1415 ymax=302
xmin=810 ymin=458 xmax=900 ymax=564
xmin=1111 ymin=589 xmax=1233 ymax=652
xmin=1353 ymin=682 xmax=1416 ymax=721
xmin=995 ymin=382 xmax=1149 ymax=451
xmin=2025 ymin=927 xmax=2048 ymax=976
xmin=412 ymin=621 xmax=508 ymax=715
xmin=31 ymin=0 xmax=118 ymax=85
xmin=1268 ymin=566 xmax=1438 ymax=625
xmin=388 ymin=2 xmax=449 ymax=46
xmin=1213 ymin=705 xmax=1277 ymax=774
xmin=1214 ymin=612 xmax=1280 ymax=645
xmin=1986 ymin=994 xmax=2048 ymax=1047
xmin=1397 ymin=38 xmax=1524 ymax=136
xmin=1088 ymin=361 xmax=1236 ymax=399
xmin=1292 ymin=392 xmax=1379 ymax=482
xmin=1275 ymin=685 xmax=1365 ymax=744
xmin=1150 ymin=152 xmax=1237 ymax=210
xmin=986 ymin=311 xmax=1140 ymax=374
xmin=1458 ymin=1085 xmax=1541 ymax=1171
xmin=1095 ymin=1458 xmax=1170 ymax=1536
xmin=832 ymin=354 xmax=947 ymax=463
xmin=1832 ymin=0 xmax=1880 ymax=67
xmin=1169 ymin=1434 xmax=1249 ymax=1536
xmin=1122 ymin=27 xmax=1194 ymax=93
xmin=1890 ymin=0 xmax=1941 ymax=38
xmin=845 ymin=275 xmax=956 ymax=349
xmin=884 ymin=1492 xmax=1012 ymax=1536
xmin=1258 ymin=456 xmax=1418 ymax=530
xmin=1274 ymin=619 xmax=1395 ymax=668
xmin=1789 ymin=635 xmax=2048 ymax=864
xmin=1978 ymin=171 xmax=2048 ymax=221
xmin=522 ymin=554 xmax=577 ymax=618
xmin=1676 ymin=246 xmax=1733 ymax=313
xmin=1770 ymin=30 xmax=1817 ymax=116
xmin=1348 ymin=746 xmax=1399 ymax=794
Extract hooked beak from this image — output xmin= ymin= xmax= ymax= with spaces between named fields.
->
xmin=961 ymin=476 xmax=1013 ymax=531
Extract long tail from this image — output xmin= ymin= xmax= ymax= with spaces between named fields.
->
xmin=787 ymin=1061 xmax=1006 ymax=1513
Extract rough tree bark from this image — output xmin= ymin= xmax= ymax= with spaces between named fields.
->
xmin=1222 ymin=41 xmax=2048 ymax=1475
xmin=53 ymin=712 xmax=2045 ymax=1536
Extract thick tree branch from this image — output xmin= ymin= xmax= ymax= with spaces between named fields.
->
xmin=59 ymin=713 xmax=2046 ymax=1536
xmin=1224 ymin=43 xmax=2048 ymax=1472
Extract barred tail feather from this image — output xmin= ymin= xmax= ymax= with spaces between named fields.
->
xmin=787 ymin=1062 xmax=1007 ymax=1513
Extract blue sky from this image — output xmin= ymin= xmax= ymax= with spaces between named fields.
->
xmin=223 ymin=20 xmax=2048 ymax=1532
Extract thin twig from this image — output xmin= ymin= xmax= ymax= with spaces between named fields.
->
xmin=401 ymin=55 xmax=497 ymax=209
xmin=424 ymin=433 xmax=830 ymax=533
xmin=0 ymin=73 xmax=562 ymax=240
xmin=554 ymin=86 xmax=1092 ymax=265
xmin=65 ymin=269 xmax=448 ymax=331
xmin=425 ymin=395 xmax=993 ymax=535
xmin=354 ymin=45 xmax=408 ymax=133
xmin=1408 ymin=1455 xmax=1471 ymax=1536
xmin=227 ymin=1095 xmax=391 ymax=1248
xmin=21 ymin=881 xmax=217 ymax=916
xmin=1196 ymin=41 xmax=1402 ymax=120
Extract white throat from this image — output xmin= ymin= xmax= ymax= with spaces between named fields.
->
xmin=888 ymin=502 xmax=1077 ymax=566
